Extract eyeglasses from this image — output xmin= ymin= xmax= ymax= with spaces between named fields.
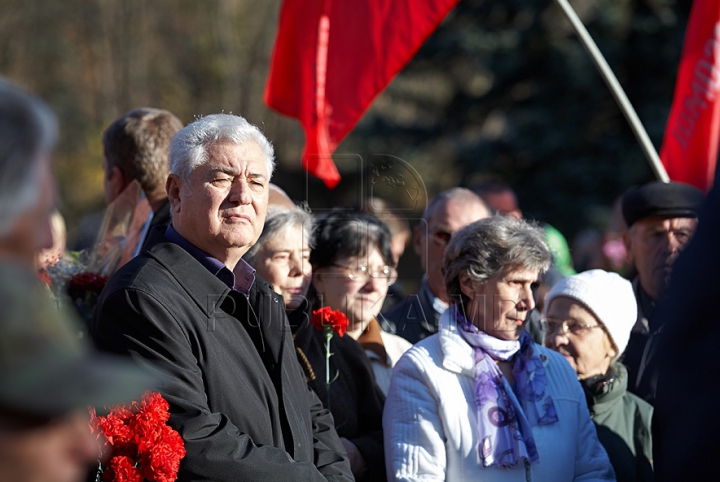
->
xmin=429 ymin=229 xmax=453 ymax=248
xmin=541 ymin=318 xmax=601 ymax=336
xmin=330 ymin=263 xmax=398 ymax=285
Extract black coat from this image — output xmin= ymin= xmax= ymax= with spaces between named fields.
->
xmin=651 ymin=175 xmax=719 ymax=482
xmin=90 ymin=228 xmax=353 ymax=482
xmin=292 ymin=309 xmax=386 ymax=481
xmin=139 ymin=198 xmax=172 ymax=251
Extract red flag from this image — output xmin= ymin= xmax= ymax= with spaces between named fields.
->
xmin=264 ymin=0 xmax=461 ymax=188
xmin=660 ymin=0 xmax=720 ymax=193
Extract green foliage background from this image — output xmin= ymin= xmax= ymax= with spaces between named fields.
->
xmin=0 ymin=0 xmax=693 ymax=242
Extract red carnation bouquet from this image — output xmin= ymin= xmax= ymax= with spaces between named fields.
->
xmin=67 ymin=271 xmax=108 ymax=325
xmin=311 ymin=307 xmax=349 ymax=408
xmin=39 ymin=180 xmax=150 ymax=331
xmin=89 ymin=391 xmax=186 ymax=482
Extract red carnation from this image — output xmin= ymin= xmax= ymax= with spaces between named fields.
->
xmin=67 ymin=271 xmax=108 ymax=301
xmin=310 ymin=308 xmax=349 ymax=409
xmin=90 ymin=391 xmax=186 ymax=482
xmin=104 ymin=456 xmax=143 ymax=482
xmin=311 ymin=306 xmax=348 ymax=337
xmin=38 ymin=270 xmax=52 ymax=286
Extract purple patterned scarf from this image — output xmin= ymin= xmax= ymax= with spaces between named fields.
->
xmin=450 ymin=305 xmax=558 ymax=468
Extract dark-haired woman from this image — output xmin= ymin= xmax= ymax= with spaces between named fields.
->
xmin=274 ymin=209 xmax=391 ymax=481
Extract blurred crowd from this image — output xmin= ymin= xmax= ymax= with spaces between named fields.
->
xmin=1 ymin=77 xmax=716 ymax=482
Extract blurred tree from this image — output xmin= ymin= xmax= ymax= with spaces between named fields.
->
xmin=343 ymin=0 xmax=692 ymax=239
xmin=0 ymin=0 xmax=694 ymax=245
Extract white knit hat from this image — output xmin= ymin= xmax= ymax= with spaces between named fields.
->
xmin=543 ymin=269 xmax=637 ymax=358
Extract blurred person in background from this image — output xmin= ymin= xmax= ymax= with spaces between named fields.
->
xmin=101 ymin=108 xmax=183 ymax=249
xmin=382 ymin=188 xmax=490 ymax=343
xmin=0 ymin=79 xmax=58 ymax=267
xmin=356 ymin=197 xmax=411 ymax=314
xmin=650 ymin=164 xmax=720 ymax=482
xmin=36 ymin=208 xmax=66 ymax=267
xmin=384 ymin=216 xmax=613 ymax=481
xmin=0 ymin=263 xmax=155 ymax=482
xmin=620 ymin=181 xmax=703 ymax=402
xmin=544 ymin=269 xmax=653 ymax=482
xmin=0 ymin=79 xmax=155 ymax=482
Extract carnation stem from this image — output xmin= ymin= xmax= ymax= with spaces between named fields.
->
xmin=325 ymin=326 xmax=332 ymax=411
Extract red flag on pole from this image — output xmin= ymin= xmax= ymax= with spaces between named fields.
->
xmin=264 ymin=0 xmax=461 ymax=189
xmin=660 ymin=0 xmax=720 ymax=192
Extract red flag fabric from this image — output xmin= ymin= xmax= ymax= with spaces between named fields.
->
xmin=264 ymin=0 xmax=461 ymax=188
xmin=660 ymin=0 xmax=720 ymax=193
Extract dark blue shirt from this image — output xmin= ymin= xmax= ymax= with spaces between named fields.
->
xmin=165 ymin=225 xmax=255 ymax=295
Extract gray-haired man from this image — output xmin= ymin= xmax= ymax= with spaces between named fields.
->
xmin=92 ymin=114 xmax=352 ymax=482
xmin=382 ymin=187 xmax=490 ymax=343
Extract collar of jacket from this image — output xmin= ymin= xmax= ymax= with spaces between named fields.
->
xmin=583 ymin=362 xmax=628 ymax=413
xmin=437 ymin=309 xmax=552 ymax=377
xmin=143 ymin=226 xmax=281 ymax=317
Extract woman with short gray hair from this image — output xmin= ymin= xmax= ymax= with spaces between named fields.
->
xmin=384 ymin=216 xmax=614 ymax=481
xmin=244 ymin=206 xmax=313 ymax=312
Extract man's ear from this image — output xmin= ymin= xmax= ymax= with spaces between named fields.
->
xmin=106 ymin=166 xmax=127 ymax=203
xmin=412 ymin=225 xmax=423 ymax=257
xmin=623 ymin=230 xmax=633 ymax=264
xmin=166 ymin=174 xmax=182 ymax=214
xmin=458 ymin=273 xmax=476 ymax=300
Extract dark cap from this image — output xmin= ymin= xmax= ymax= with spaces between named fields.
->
xmin=622 ymin=181 xmax=704 ymax=228
xmin=0 ymin=262 xmax=156 ymax=417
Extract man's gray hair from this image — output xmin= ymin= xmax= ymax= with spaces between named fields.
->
xmin=244 ymin=207 xmax=314 ymax=265
xmin=443 ymin=216 xmax=552 ymax=306
xmin=169 ymin=113 xmax=275 ymax=181
xmin=0 ymin=80 xmax=58 ymax=238
xmin=422 ymin=187 xmax=488 ymax=222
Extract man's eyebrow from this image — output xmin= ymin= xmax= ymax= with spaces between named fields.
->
xmin=248 ymin=171 xmax=268 ymax=182
xmin=212 ymin=167 xmax=239 ymax=176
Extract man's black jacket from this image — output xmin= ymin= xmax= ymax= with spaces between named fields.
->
xmin=91 ymin=227 xmax=353 ymax=481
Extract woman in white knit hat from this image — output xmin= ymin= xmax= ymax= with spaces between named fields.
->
xmin=544 ymin=269 xmax=653 ymax=482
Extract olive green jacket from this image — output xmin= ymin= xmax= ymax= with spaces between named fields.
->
xmin=584 ymin=362 xmax=654 ymax=482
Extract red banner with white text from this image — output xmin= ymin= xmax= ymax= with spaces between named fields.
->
xmin=264 ymin=0 xmax=461 ymax=188
xmin=660 ymin=0 xmax=720 ymax=193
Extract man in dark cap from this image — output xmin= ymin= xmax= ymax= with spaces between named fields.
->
xmin=620 ymin=181 xmax=704 ymax=402
xmin=0 ymin=263 xmax=154 ymax=482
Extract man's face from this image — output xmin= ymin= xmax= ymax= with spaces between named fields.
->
xmin=413 ymin=198 xmax=490 ymax=302
xmin=0 ymin=158 xmax=56 ymax=266
xmin=0 ymin=410 xmax=97 ymax=482
xmin=624 ymin=215 xmax=698 ymax=299
xmin=168 ymin=141 xmax=269 ymax=267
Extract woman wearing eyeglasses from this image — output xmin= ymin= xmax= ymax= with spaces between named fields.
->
xmin=310 ymin=209 xmax=412 ymax=397
xmin=543 ymin=269 xmax=653 ymax=482
xmin=296 ymin=208 xmax=415 ymax=481
xmin=384 ymin=216 xmax=614 ymax=481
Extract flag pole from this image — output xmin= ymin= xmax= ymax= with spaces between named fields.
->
xmin=553 ymin=0 xmax=670 ymax=182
